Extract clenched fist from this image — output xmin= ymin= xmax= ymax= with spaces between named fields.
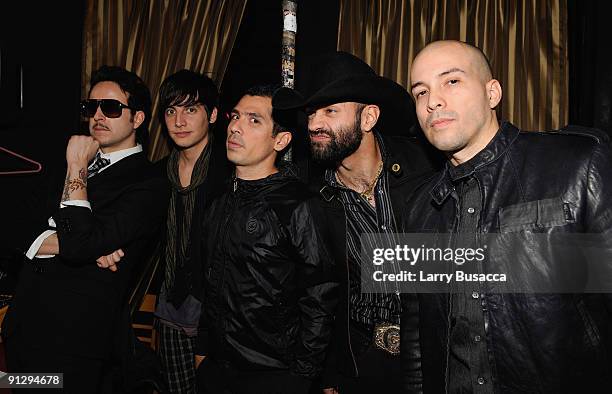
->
xmin=66 ymin=135 xmax=99 ymax=166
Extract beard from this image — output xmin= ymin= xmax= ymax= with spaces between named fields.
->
xmin=309 ymin=113 xmax=363 ymax=165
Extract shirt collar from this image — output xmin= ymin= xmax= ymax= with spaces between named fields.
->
xmin=90 ymin=144 xmax=143 ymax=172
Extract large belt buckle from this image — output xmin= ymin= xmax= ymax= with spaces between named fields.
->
xmin=374 ymin=322 xmax=400 ymax=355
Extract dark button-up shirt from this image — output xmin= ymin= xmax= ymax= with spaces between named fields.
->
xmin=448 ymin=176 xmax=493 ymax=393
xmin=325 ymin=135 xmax=402 ymax=329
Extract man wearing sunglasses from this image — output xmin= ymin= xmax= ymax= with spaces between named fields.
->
xmin=2 ymin=65 xmax=169 ymax=393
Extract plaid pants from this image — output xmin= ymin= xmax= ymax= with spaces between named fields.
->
xmin=157 ymin=321 xmax=197 ymax=394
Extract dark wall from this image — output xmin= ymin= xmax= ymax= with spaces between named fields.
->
xmin=568 ymin=0 xmax=612 ymax=137
xmin=0 ymin=1 xmax=85 ymax=279
xmin=219 ymin=0 xmax=339 ymax=119
xmin=0 ymin=2 xmax=85 ymax=133
xmin=0 ymin=1 xmax=85 ymax=167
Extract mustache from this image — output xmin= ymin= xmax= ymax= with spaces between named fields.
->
xmin=227 ymin=135 xmax=243 ymax=146
xmin=308 ymin=128 xmax=333 ymax=138
xmin=426 ymin=111 xmax=458 ymax=127
xmin=93 ymin=122 xmax=109 ymax=130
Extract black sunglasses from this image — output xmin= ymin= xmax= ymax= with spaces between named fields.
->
xmin=80 ymin=99 xmax=134 ymax=118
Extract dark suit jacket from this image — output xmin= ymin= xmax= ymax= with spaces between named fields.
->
xmin=2 ymin=151 xmax=169 ymax=360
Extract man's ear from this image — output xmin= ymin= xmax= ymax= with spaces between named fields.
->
xmin=133 ymin=110 xmax=145 ymax=129
xmin=361 ymin=104 xmax=380 ymax=132
xmin=487 ymin=79 xmax=502 ymax=109
xmin=209 ymin=107 xmax=218 ymax=124
xmin=273 ymin=131 xmax=292 ymax=152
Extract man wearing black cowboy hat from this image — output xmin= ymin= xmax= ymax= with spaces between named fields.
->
xmin=273 ymin=51 xmax=441 ymax=393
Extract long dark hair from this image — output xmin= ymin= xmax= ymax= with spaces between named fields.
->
xmin=158 ymin=70 xmax=219 ymax=130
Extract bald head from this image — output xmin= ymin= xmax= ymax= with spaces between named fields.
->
xmin=409 ymin=40 xmax=502 ymax=166
xmin=414 ymin=40 xmax=493 ymax=84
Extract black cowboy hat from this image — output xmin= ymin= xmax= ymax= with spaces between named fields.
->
xmin=272 ymin=51 xmax=416 ymax=135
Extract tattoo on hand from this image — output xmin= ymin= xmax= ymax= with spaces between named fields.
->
xmin=79 ymin=168 xmax=87 ymax=183
xmin=61 ymin=168 xmax=87 ymax=202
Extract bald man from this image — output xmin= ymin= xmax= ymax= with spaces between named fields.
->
xmin=401 ymin=40 xmax=612 ymax=393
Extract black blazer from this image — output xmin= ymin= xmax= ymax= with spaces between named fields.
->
xmin=2 ymin=151 xmax=170 ymax=359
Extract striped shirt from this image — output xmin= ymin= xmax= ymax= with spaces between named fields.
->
xmin=325 ymin=134 xmax=402 ymax=327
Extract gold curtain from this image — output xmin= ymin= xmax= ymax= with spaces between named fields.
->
xmin=338 ymin=0 xmax=568 ymax=132
xmin=82 ymin=0 xmax=247 ymax=160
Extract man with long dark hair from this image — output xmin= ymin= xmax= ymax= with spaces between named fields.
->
xmin=153 ymin=69 xmax=229 ymax=394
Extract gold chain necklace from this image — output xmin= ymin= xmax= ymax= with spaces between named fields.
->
xmin=336 ymin=160 xmax=384 ymax=203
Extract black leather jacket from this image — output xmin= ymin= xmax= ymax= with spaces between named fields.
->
xmin=401 ymin=122 xmax=612 ymax=393
xmin=195 ymin=167 xmax=338 ymax=382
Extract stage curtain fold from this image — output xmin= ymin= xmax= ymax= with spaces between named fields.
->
xmin=338 ymin=0 xmax=568 ymax=132
xmin=82 ymin=0 xmax=247 ymax=160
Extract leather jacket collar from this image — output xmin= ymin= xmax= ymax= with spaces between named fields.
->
xmin=430 ymin=121 xmax=520 ymax=205
xmin=232 ymin=163 xmax=298 ymax=196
